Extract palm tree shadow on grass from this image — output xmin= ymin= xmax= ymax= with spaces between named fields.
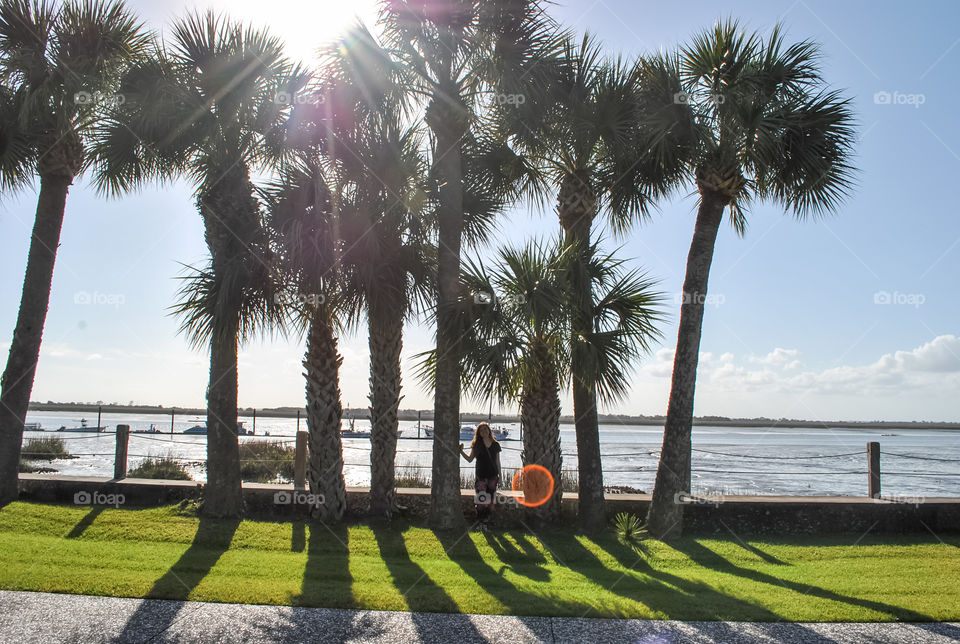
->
xmin=66 ymin=507 xmax=104 ymax=538
xmin=373 ymin=525 xmax=485 ymax=642
xmin=728 ymin=540 xmax=789 ymax=566
xmin=539 ymin=531 xmax=785 ymax=622
xmin=291 ymin=520 xmax=306 ymax=553
xmin=296 ymin=522 xmax=353 ymax=609
xmin=113 ymin=517 xmax=240 ymax=643
xmin=666 ymin=539 xmax=940 ymax=623
xmin=483 ymin=531 xmax=551 ymax=583
xmin=435 ymin=528 xmax=594 ymax=617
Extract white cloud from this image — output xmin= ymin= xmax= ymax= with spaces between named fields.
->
xmin=640 ymin=335 xmax=960 ymax=400
xmin=887 ymin=335 xmax=960 ymax=373
xmin=749 ymin=347 xmax=800 ymax=367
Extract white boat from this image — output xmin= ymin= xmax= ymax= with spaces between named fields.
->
xmin=340 ymin=426 xmax=405 ymax=439
xmin=184 ymin=421 xmax=253 ymax=436
xmin=24 ymin=422 xmax=42 ymax=431
xmin=132 ymin=424 xmax=163 ymax=434
xmin=57 ymin=418 xmax=105 ymax=433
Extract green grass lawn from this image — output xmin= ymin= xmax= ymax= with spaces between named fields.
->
xmin=0 ymin=501 xmax=957 ymax=621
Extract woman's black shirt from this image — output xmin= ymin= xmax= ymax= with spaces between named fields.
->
xmin=474 ymin=439 xmax=501 ymax=480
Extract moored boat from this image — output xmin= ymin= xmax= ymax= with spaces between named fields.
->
xmin=57 ymin=419 xmax=105 ymax=433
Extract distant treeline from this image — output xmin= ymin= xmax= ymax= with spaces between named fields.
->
xmin=27 ymin=402 xmax=960 ymax=429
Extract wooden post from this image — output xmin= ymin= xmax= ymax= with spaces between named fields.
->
xmin=252 ymin=408 xmax=257 ymax=435
xmin=294 ymin=430 xmax=308 ymax=490
xmin=296 ymin=409 xmax=301 ymax=433
xmin=170 ymin=408 xmax=175 ymax=435
xmin=868 ymin=441 xmax=881 ymax=498
xmin=114 ymin=425 xmax=130 ymax=479
xmin=97 ymin=406 xmax=102 ymax=430
xmin=417 ymin=410 xmax=421 ymax=439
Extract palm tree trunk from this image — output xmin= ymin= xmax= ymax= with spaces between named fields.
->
xmin=368 ymin=295 xmax=404 ymax=519
xmin=0 ymin=174 xmax=72 ymax=504
xmin=197 ymin=168 xmax=261 ymax=518
xmin=520 ymin=347 xmax=563 ymax=521
xmin=304 ymin=307 xmax=347 ymax=521
xmin=647 ymin=196 xmax=725 ymax=539
xmin=428 ymin=71 xmax=468 ymax=531
xmin=557 ymin=172 xmax=604 ymax=530
xmin=204 ymin=310 xmax=243 ymax=517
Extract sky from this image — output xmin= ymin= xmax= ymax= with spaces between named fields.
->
xmin=1 ymin=0 xmax=958 ymax=422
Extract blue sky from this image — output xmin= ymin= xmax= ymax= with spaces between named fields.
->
xmin=1 ymin=0 xmax=958 ymax=421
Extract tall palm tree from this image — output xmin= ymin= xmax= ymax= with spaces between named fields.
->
xmin=506 ymin=36 xmax=678 ymax=529
xmin=92 ymin=12 xmax=305 ymax=517
xmin=265 ymin=160 xmax=350 ymax=522
xmin=380 ymin=0 xmax=560 ymax=529
xmin=642 ymin=21 xmax=857 ymax=538
xmin=457 ymin=241 xmax=570 ymax=520
xmin=0 ymin=0 xmax=148 ymax=505
xmin=420 ymin=240 xmax=664 ymax=521
xmin=314 ymin=25 xmax=434 ymax=520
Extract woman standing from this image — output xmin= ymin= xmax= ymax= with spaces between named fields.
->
xmin=460 ymin=422 xmax=502 ymax=529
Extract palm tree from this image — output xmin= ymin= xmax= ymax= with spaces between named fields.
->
xmin=265 ymin=160 xmax=350 ymax=522
xmin=420 ymin=239 xmax=664 ymax=521
xmin=92 ymin=12 xmax=305 ymax=517
xmin=506 ymin=36 xmax=678 ymax=529
xmin=457 ymin=241 xmax=570 ymax=520
xmin=0 ymin=0 xmax=148 ymax=505
xmin=642 ymin=21 xmax=857 ymax=538
xmin=315 ymin=25 xmax=434 ymax=520
xmin=380 ymin=0 xmax=561 ymax=529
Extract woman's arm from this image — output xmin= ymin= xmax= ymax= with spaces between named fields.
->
xmin=459 ymin=443 xmax=475 ymax=462
xmin=495 ymin=452 xmax=501 ymax=479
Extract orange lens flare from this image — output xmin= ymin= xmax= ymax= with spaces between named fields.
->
xmin=511 ymin=464 xmax=555 ymax=508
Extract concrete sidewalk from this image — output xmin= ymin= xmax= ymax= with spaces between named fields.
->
xmin=1 ymin=590 xmax=957 ymax=643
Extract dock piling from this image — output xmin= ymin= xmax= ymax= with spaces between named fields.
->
xmin=868 ymin=441 xmax=881 ymax=498
xmin=114 ymin=425 xmax=130 ymax=480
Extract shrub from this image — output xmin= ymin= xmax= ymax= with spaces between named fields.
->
xmin=614 ymin=512 xmax=645 ymax=545
xmin=395 ymin=462 xmax=431 ymax=488
xmin=128 ymin=455 xmax=193 ymax=480
xmin=20 ymin=438 xmax=73 ymax=461
xmin=239 ymin=440 xmax=295 ymax=483
xmin=18 ymin=460 xmax=57 ymax=473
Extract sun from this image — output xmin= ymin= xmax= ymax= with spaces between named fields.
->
xmin=203 ymin=0 xmax=381 ymax=65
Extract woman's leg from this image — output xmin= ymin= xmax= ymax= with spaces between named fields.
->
xmin=483 ymin=478 xmax=498 ymax=523
xmin=475 ymin=477 xmax=491 ymax=523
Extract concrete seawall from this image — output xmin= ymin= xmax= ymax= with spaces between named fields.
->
xmin=17 ymin=474 xmax=960 ymax=535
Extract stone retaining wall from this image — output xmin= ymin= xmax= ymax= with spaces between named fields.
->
xmin=17 ymin=475 xmax=960 ymax=535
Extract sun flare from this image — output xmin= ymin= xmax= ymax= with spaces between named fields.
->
xmin=203 ymin=0 xmax=380 ymax=65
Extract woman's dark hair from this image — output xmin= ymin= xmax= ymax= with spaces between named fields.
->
xmin=472 ymin=422 xmax=498 ymax=447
